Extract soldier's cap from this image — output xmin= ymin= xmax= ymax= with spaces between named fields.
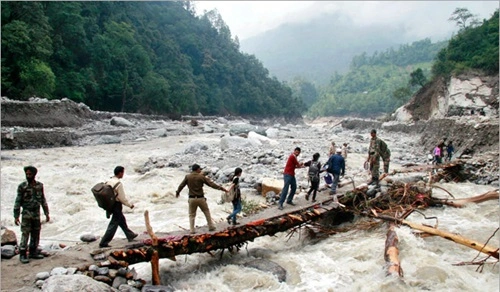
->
xmin=336 ymin=148 xmax=342 ymax=153
xmin=192 ymin=164 xmax=203 ymax=171
xmin=371 ymin=129 xmax=377 ymax=134
xmin=24 ymin=166 xmax=38 ymax=175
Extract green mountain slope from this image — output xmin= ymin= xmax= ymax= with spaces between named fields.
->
xmin=432 ymin=9 xmax=499 ymax=77
xmin=306 ymin=39 xmax=447 ymax=117
xmin=1 ymin=2 xmax=303 ymax=118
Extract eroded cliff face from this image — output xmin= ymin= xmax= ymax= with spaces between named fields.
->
xmin=393 ymin=72 xmax=499 ymax=122
xmin=390 ymin=71 xmax=499 ymax=157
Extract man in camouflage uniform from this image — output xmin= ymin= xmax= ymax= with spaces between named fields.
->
xmin=13 ymin=166 xmax=50 ymax=264
xmin=366 ymin=129 xmax=391 ymax=186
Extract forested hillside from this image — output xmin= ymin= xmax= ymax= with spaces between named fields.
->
xmin=432 ymin=9 xmax=499 ymax=77
xmin=1 ymin=1 xmax=303 ymax=118
xmin=304 ymin=8 xmax=498 ymax=118
xmin=305 ymin=39 xmax=447 ymax=117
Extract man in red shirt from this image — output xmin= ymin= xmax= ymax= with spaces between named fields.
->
xmin=278 ymin=147 xmax=304 ymax=210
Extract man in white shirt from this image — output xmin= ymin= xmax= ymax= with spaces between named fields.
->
xmin=99 ymin=166 xmax=138 ymax=248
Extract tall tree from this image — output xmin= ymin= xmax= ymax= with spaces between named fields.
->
xmin=448 ymin=7 xmax=480 ymax=31
xmin=1 ymin=2 xmax=54 ymax=99
xmin=409 ymin=68 xmax=427 ymax=87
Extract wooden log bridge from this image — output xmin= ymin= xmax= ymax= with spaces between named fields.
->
xmin=110 ymin=197 xmax=343 ymax=265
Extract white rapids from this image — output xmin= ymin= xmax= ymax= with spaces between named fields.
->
xmin=1 ymin=129 xmax=498 ymax=291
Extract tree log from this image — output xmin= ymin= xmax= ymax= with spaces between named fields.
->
xmin=376 ymin=214 xmax=499 ymax=259
xmin=111 ymin=199 xmax=340 ymax=264
xmin=144 ymin=211 xmax=161 ymax=285
xmin=435 ymin=190 xmax=499 ymax=208
xmin=384 ymin=223 xmax=403 ymax=277
xmin=111 ymin=199 xmax=341 ymax=264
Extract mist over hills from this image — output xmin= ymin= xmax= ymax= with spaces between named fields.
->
xmin=238 ymin=7 xmax=482 ymax=84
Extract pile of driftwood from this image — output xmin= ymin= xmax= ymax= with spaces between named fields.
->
xmin=89 ymin=161 xmax=498 ymax=286
xmin=332 ymin=161 xmax=499 ymax=277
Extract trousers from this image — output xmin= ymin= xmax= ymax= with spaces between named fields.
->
xmin=279 ymin=174 xmax=297 ymax=206
xmin=100 ymin=203 xmax=135 ymax=246
xmin=228 ymin=199 xmax=242 ymax=223
xmin=188 ymin=197 xmax=215 ymax=232
xmin=19 ymin=215 xmax=41 ymax=252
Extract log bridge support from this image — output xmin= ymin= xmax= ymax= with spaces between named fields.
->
xmin=110 ymin=198 xmax=342 ymax=268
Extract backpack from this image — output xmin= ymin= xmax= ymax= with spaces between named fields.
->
xmin=221 ymin=186 xmax=236 ymax=203
xmin=308 ymin=161 xmax=321 ymax=182
xmin=379 ymin=139 xmax=391 ymax=160
xmin=91 ymin=181 xmax=121 ymax=211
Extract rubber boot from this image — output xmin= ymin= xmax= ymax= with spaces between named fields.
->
xmin=29 ymin=249 xmax=44 ymax=259
xmin=19 ymin=249 xmax=29 ymax=264
xmin=369 ymin=177 xmax=379 ymax=186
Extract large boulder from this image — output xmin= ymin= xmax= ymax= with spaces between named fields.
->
xmin=184 ymin=142 xmax=208 ymax=154
xmin=260 ymin=178 xmax=283 ymax=197
xmin=248 ymin=131 xmax=279 ymax=146
xmin=229 ymin=123 xmax=267 ymax=136
xmin=42 ymin=274 xmax=115 ymax=292
xmin=265 ymin=127 xmax=279 ymax=138
xmin=1 ymin=227 xmax=17 ymax=246
xmin=220 ymin=136 xmax=259 ymax=151
xmin=110 ymin=117 xmax=134 ymax=127
xmin=243 ymin=259 xmax=287 ymax=282
xmin=142 ymin=284 xmax=176 ymax=292
xmin=1 ymin=245 xmax=16 ymax=259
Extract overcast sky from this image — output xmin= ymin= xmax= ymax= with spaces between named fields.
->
xmin=194 ymin=1 xmax=499 ymax=41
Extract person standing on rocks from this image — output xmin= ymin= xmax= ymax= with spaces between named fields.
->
xmin=176 ymin=164 xmax=228 ymax=234
xmin=304 ymin=153 xmax=322 ymax=202
xmin=278 ymin=147 xmax=304 ymax=210
xmin=328 ymin=141 xmax=336 ymax=157
xmin=14 ymin=166 xmax=50 ymax=264
xmin=366 ymin=129 xmax=390 ymax=186
xmin=433 ymin=144 xmax=442 ymax=165
xmin=341 ymin=143 xmax=348 ymax=161
xmin=446 ymin=141 xmax=454 ymax=162
xmin=326 ymin=148 xmax=345 ymax=195
xmin=438 ymin=139 xmax=446 ymax=161
xmin=226 ymin=167 xmax=243 ymax=225
xmin=99 ymin=166 xmax=138 ymax=248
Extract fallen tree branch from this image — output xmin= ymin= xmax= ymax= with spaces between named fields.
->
xmin=384 ymin=223 xmax=403 ymax=277
xmin=144 ymin=210 xmax=162 ymax=285
xmin=434 ymin=190 xmax=499 ymax=208
xmin=430 ymin=185 xmax=455 ymax=199
xmin=375 ymin=214 xmax=499 ymax=259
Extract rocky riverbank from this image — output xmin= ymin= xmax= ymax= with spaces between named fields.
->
xmin=1 ymin=96 xmax=498 ymax=291
xmin=1 ymin=97 xmax=498 ymax=187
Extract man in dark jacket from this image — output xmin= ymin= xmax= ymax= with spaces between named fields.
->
xmin=176 ymin=164 xmax=228 ymax=234
xmin=326 ymin=148 xmax=345 ymax=195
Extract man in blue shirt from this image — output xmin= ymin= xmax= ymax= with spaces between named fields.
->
xmin=326 ymin=148 xmax=345 ymax=195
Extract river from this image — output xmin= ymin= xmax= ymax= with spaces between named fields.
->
xmin=1 ymin=131 xmax=498 ymax=291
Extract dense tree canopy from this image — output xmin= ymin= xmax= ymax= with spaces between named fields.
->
xmin=1 ymin=1 xmax=303 ymax=118
xmin=432 ymin=9 xmax=499 ymax=77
